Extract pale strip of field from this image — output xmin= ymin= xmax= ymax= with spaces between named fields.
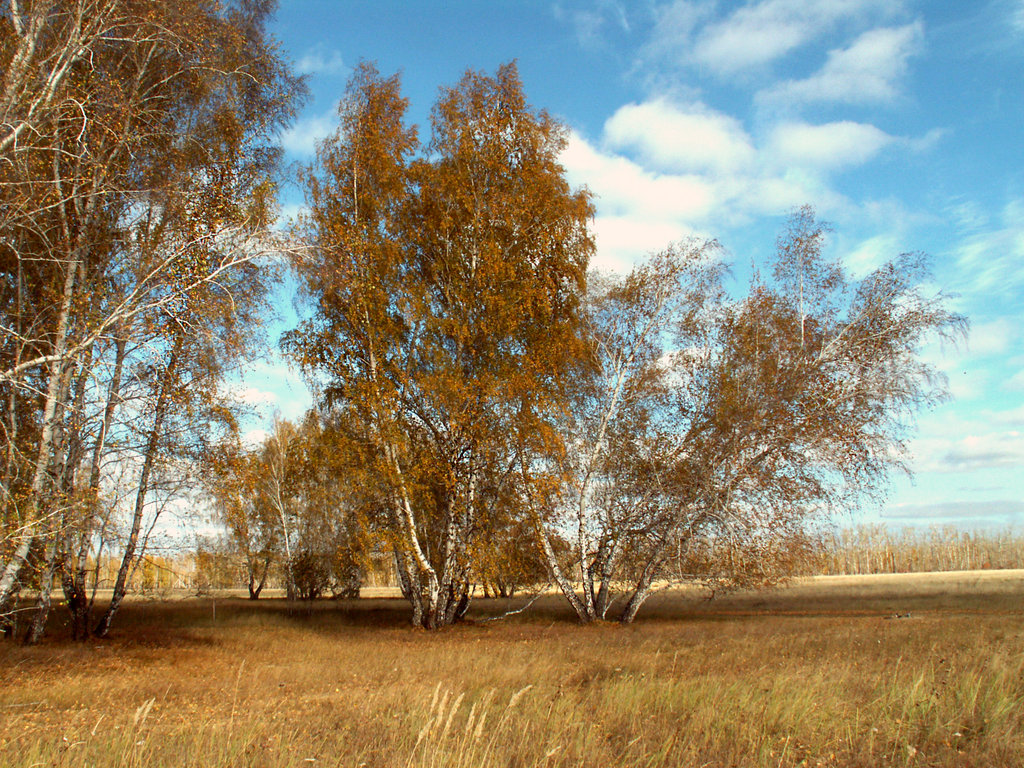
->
xmin=639 ymin=569 xmax=1024 ymax=605
xmin=783 ymin=568 xmax=1024 ymax=596
xmin=357 ymin=569 xmax=1024 ymax=601
xmin=95 ymin=568 xmax=1024 ymax=603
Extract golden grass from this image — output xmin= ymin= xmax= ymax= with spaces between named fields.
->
xmin=1 ymin=572 xmax=1022 ymax=767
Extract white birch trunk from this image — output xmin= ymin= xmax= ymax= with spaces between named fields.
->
xmin=0 ymin=253 xmax=79 ymax=608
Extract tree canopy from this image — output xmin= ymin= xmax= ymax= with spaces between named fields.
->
xmin=286 ymin=62 xmax=594 ymax=628
xmin=522 ymin=209 xmax=964 ymax=624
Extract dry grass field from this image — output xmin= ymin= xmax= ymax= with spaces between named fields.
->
xmin=1 ymin=571 xmax=1022 ymax=768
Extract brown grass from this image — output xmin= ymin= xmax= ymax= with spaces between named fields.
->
xmin=1 ymin=572 xmax=1022 ymax=767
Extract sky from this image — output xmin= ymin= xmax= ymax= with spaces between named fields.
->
xmin=238 ymin=0 xmax=1024 ymax=531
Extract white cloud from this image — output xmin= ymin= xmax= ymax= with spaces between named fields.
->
xmin=932 ymin=431 xmax=1024 ymax=473
xmin=739 ymin=173 xmax=844 ymax=217
xmin=559 ymin=107 xmax=872 ymax=266
xmin=953 ymin=198 xmax=1024 ymax=294
xmin=916 ymin=338 xmax=988 ymax=402
xmin=693 ymin=8 xmax=804 ymax=73
xmin=759 ymin=23 xmax=923 ymax=105
xmin=969 ymin=318 xmax=1017 ymax=357
xmin=558 ymin=91 xmax=925 ymax=269
xmin=242 ymin=428 xmax=269 ymax=447
xmin=562 ymin=133 xmax=716 ymax=221
xmin=555 ymin=1 xmax=631 ymax=47
xmin=647 ymin=0 xmax=706 ymax=56
xmin=678 ymin=0 xmax=898 ymax=75
xmin=996 ymin=404 xmax=1024 ymax=426
xmin=603 ymin=99 xmax=755 ymax=174
xmin=567 ymin=9 xmax=607 ymax=46
xmin=882 ymin=499 xmax=1024 ymax=521
xmin=590 ymin=216 xmax=697 ymax=272
xmin=241 ymin=360 xmax=313 ymax=422
xmin=901 ymin=401 xmax=1024 ymax=474
xmin=295 ymin=47 xmax=347 ymax=76
xmin=906 ymin=127 xmax=947 ymax=153
xmin=948 ymin=369 xmax=990 ymax=402
xmin=843 ymin=233 xmax=901 ymax=277
xmin=281 ymin=110 xmax=336 ymax=158
xmin=947 ymin=200 xmax=990 ymax=233
xmin=1006 ymin=370 xmax=1024 ymax=391
xmin=229 ymin=386 xmax=279 ymax=407
xmin=767 ymin=121 xmax=895 ymax=171
xmin=561 ymin=133 xmax=710 ymax=270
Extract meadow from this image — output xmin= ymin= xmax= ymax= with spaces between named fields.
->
xmin=1 ymin=571 xmax=1022 ymax=768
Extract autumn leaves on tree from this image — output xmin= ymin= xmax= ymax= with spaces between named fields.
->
xmin=0 ymin=0 xmax=301 ymax=641
xmin=1 ymin=1 xmax=964 ymax=639
xmin=287 ymin=65 xmax=962 ymax=628
xmin=286 ymin=63 xmax=594 ymax=628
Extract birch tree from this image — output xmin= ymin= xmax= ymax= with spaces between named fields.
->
xmin=518 ymin=242 xmax=724 ymax=622
xmin=0 ymin=0 xmax=300 ymax=638
xmin=287 ymin=62 xmax=593 ymax=628
xmin=207 ymin=424 xmax=294 ymax=601
xmin=526 ymin=209 xmax=965 ymax=623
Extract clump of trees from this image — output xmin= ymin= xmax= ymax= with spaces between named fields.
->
xmin=521 ymin=211 xmax=964 ymax=623
xmin=0 ymin=0 xmax=301 ymax=642
xmin=288 ymin=64 xmax=964 ymax=628
xmin=205 ymin=415 xmax=369 ymax=601
xmin=286 ymin=63 xmax=594 ymax=628
xmin=1 ymin=1 xmax=965 ymax=640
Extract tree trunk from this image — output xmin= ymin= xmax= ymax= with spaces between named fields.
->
xmin=266 ymin=447 xmax=296 ymax=602
xmin=64 ymin=559 xmax=91 ymax=641
xmin=247 ymin=552 xmax=270 ymax=599
xmin=0 ymin=255 xmax=79 ymax=608
xmin=1 ymin=581 xmax=21 ymax=638
xmin=396 ymin=549 xmax=426 ymax=627
xmin=25 ymin=537 xmax=60 ymax=644
xmin=453 ymin=586 xmax=471 ymax=621
xmin=62 ymin=335 xmax=127 ymax=640
xmin=22 ymin=350 xmax=79 ymax=645
xmin=533 ymin=515 xmax=593 ymax=622
xmin=94 ymin=339 xmax=181 ymax=637
xmin=592 ymin=537 xmax=619 ymax=620
xmin=1 ymin=256 xmax=25 ymax=495
xmin=618 ymin=584 xmax=651 ymax=624
xmin=50 ymin=350 xmax=94 ymax=642
xmin=618 ymin=560 xmax=661 ymax=624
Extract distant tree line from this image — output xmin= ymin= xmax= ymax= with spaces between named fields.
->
xmin=803 ymin=524 xmax=1024 ymax=575
xmin=20 ymin=522 xmax=1016 ymax=613
xmin=1 ymin=2 xmax=965 ymax=640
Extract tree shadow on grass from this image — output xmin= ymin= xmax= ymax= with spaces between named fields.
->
xmin=10 ymin=584 xmax=1017 ymax=653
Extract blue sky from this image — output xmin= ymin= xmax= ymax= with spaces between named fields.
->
xmin=241 ymin=0 xmax=1024 ymax=530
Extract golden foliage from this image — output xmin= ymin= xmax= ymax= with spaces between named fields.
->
xmin=287 ymin=61 xmax=593 ymax=628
